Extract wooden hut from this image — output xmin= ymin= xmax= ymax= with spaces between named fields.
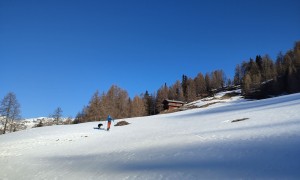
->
xmin=162 ymin=99 xmax=185 ymax=111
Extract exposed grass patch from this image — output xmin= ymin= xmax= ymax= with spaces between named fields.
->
xmin=198 ymin=101 xmax=222 ymax=108
xmin=220 ymin=92 xmax=241 ymax=100
xmin=114 ymin=121 xmax=130 ymax=126
xmin=231 ymin=118 xmax=249 ymax=123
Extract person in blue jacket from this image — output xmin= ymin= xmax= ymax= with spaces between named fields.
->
xmin=107 ymin=115 xmax=114 ymax=131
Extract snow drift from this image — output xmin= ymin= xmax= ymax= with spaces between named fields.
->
xmin=1 ymin=93 xmax=300 ymax=179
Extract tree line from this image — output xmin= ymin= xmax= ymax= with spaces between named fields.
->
xmin=75 ymin=68 xmax=229 ymax=122
xmin=2 ymin=41 xmax=299 ymax=127
xmin=74 ymin=85 xmax=146 ymax=123
xmin=234 ymin=41 xmax=300 ymax=98
xmin=76 ymin=41 xmax=300 ymax=123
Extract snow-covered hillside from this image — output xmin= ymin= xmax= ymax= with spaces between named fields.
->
xmin=0 ymin=93 xmax=300 ymax=179
xmin=21 ymin=117 xmax=53 ymax=129
xmin=21 ymin=117 xmax=72 ymax=128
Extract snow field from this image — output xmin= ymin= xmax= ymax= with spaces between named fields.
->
xmin=0 ymin=93 xmax=300 ymax=179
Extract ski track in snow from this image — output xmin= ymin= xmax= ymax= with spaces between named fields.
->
xmin=1 ymin=93 xmax=300 ymax=179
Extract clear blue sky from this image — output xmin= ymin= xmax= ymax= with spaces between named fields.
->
xmin=1 ymin=0 xmax=299 ymax=118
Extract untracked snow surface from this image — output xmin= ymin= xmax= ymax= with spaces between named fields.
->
xmin=1 ymin=93 xmax=300 ymax=179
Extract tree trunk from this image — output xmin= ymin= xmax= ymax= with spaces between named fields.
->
xmin=3 ymin=116 xmax=8 ymax=134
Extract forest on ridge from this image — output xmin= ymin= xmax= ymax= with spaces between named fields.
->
xmin=75 ymin=41 xmax=300 ymax=123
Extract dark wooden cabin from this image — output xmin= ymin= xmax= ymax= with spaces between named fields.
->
xmin=163 ymin=99 xmax=185 ymax=111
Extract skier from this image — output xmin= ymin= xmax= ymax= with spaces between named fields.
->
xmin=106 ymin=115 xmax=114 ymax=131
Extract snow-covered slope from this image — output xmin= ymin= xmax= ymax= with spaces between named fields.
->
xmin=185 ymin=89 xmax=243 ymax=108
xmin=1 ymin=93 xmax=300 ymax=179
